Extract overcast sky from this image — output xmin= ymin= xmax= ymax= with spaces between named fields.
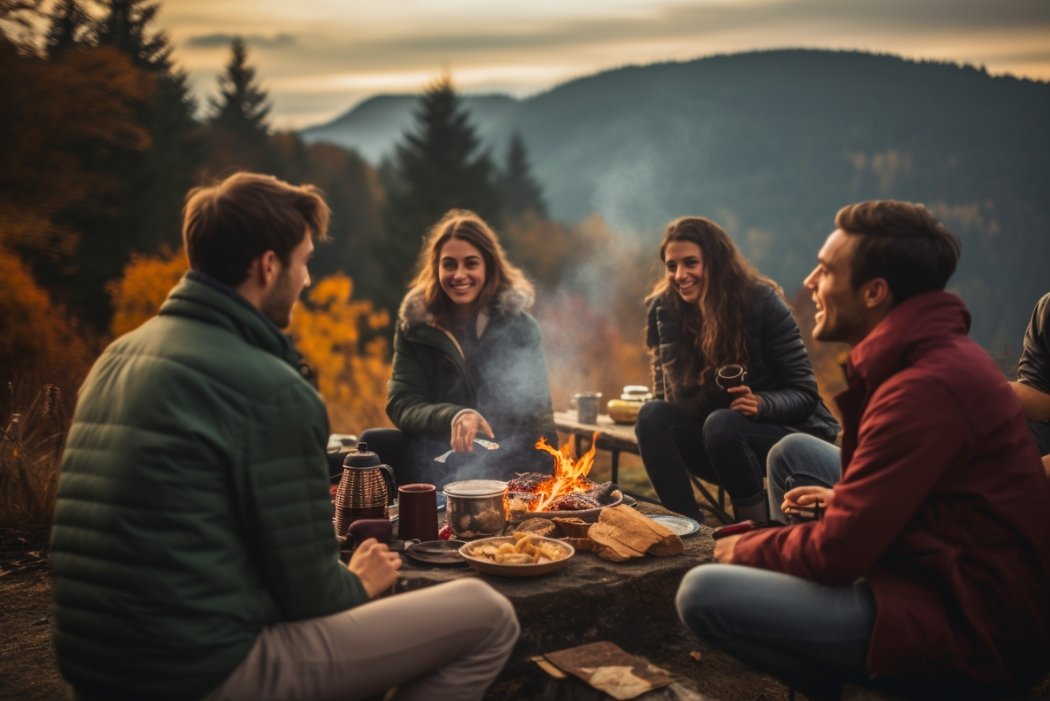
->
xmin=156 ymin=0 xmax=1050 ymax=130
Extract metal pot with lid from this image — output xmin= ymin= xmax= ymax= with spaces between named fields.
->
xmin=443 ymin=479 xmax=509 ymax=540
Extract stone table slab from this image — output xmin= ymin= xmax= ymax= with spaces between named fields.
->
xmin=395 ymin=503 xmax=716 ymax=699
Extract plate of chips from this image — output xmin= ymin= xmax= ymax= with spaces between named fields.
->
xmin=458 ymin=533 xmax=575 ymax=577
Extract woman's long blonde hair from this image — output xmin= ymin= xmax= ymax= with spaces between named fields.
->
xmin=646 ymin=216 xmax=781 ymax=385
xmin=407 ymin=209 xmax=533 ymax=326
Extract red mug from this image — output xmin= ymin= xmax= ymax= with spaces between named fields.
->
xmin=398 ymin=483 xmax=439 ymax=542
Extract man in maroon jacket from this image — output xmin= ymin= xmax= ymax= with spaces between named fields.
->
xmin=676 ymin=201 xmax=1050 ymax=700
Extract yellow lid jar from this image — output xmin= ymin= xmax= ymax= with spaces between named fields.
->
xmin=607 ymin=385 xmax=652 ymax=424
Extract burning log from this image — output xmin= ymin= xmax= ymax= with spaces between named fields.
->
xmin=507 ymin=472 xmax=551 ymax=493
xmin=507 ymin=435 xmax=624 ymax=517
xmin=546 ymin=493 xmax=601 ymax=511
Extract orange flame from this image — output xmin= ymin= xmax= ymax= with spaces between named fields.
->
xmin=529 ymin=433 xmax=599 ymax=512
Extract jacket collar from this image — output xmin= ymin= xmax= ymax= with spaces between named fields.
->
xmin=834 ymin=291 xmax=970 ymax=466
xmin=397 ymin=282 xmax=533 ymax=333
xmin=159 ymin=271 xmax=304 ymax=369
xmin=845 ymin=290 xmax=971 ymax=390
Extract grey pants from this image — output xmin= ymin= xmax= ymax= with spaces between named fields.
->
xmin=209 ymin=578 xmax=519 ymax=701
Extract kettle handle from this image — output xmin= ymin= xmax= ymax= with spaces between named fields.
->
xmin=379 ymin=464 xmax=396 ymax=505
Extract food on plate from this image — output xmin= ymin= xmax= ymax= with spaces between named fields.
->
xmin=514 ymin=518 xmax=558 ymax=538
xmin=506 ymin=472 xmax=551 ymax=492
xmin=465 ymin=532 xmax=568 ymax=565
xmin=506 ymin=472 xmax=620 ymax=515
xmin=546 ymin=492 xmax=600 ymax=511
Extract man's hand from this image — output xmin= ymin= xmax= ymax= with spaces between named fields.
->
xmin=713 ymin=533 xmax=742 ymax=563
xmin=727 ymin=385 xmax=762 ymax=417
xmin=348 ymin=538 xmax=402 ymax=598
xmin=451 ymin=410 xmax=495 ymax=452
xmin=782 ymin=485 xmax=834 ymax=519
xmin=1043 ymin=454 xmax=1050 ymax=479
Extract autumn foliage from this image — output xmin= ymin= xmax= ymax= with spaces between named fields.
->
xmin=289 ymin=275 xmax=392 ymax=433
xmin=105 ymin=247 xmax=392 ymax=434
xmin=107 ymin=247 xmax=188 ymax=337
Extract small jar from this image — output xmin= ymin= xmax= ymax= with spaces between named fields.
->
xmin=607 ymin=385 xmax=653 ymax=424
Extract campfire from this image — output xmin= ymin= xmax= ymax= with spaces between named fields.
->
xmin=507 ymin=434 xmax=619 ymax=514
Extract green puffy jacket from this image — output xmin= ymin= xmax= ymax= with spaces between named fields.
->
xmin=387 ymin=283 xmax=557 ymax=470
xmin=50 ymin=272 xmax=368 ymax=701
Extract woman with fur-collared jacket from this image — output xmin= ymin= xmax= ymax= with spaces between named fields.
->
xmin=637 ymin=216 xmax=839 ymax=523
xmin=361 ymin=210 xmax=557 ymax=487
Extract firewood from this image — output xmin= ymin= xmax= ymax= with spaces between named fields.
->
xmin=563 ymin=537 xmax=595 ymax=552
xmin=588 ymin=505 xmax=684 ymax=561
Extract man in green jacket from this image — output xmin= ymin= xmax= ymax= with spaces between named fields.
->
xmin=50 ymin=172 xmax=519 ymax=701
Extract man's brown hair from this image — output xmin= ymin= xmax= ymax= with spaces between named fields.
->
xmin=836 ymin=200 xmax=961 ymax=306
xmin=182 ymin=172 xmax=330 ymax=287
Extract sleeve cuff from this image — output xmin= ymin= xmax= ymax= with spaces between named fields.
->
xmin=451 ymin=408 xmax=480 ymax=428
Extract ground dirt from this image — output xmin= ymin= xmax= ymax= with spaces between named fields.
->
xmin=4 ymin=525 xmax=1048 ymax=701
xmin=0 ymin=525 xmax=793 ymax=701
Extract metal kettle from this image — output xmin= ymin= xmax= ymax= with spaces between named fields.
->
xmin=333 ymin=442 xmax=395 ymax=538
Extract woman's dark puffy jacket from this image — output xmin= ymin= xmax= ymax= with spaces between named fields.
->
xmin=645 ymin=281 xmax=839 ymax=441
xmin=387 ymin=283 xmax=557 ymax=467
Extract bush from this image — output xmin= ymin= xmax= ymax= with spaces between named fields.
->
xmin=0 ymin=383 xmax=68 ymax=526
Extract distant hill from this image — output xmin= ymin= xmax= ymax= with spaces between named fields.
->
xmin=301 ymin=93 xmax=518 ymax=163
xmin=301 ymin=49 xmax=1050 ymax=353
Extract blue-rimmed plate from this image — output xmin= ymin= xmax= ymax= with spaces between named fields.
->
xmin=647 ymin=514 xmax=701 ymax=537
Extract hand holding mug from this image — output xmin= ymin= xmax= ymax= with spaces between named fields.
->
xmin=727 ymin=385 xmax=762 ymax=416
xmin=781 ymin=485 xmax=834 ymax=520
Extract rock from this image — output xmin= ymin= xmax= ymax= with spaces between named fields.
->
xmin=397 ymin=502 xmax=713 ymax=699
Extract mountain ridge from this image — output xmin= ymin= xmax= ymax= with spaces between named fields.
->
xmin=300 ymin=49 xmax=1050 ymax=352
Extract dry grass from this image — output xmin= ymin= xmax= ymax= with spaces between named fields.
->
xmin=0 ymin=383 xmax=69 ymax=527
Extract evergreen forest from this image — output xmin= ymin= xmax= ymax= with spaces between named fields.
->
xmin=3 ymin=1 xmax=1048 ymax=524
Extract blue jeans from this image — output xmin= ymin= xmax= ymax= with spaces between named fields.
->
xmin=676 ymin=563 xmax=874 ymax=700
xmin=636 ymin=400 xmax=793 ymax=518
xmin=766 ymin=433 xmax=842 ymax=522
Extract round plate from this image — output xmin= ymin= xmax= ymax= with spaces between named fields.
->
xmin=405 ymin=539 xmax=468 ymax=566
xmin=647 ymin=514 xmax=701 ymax=537
xmin=459 ymin=536 xmax=575 ymax=577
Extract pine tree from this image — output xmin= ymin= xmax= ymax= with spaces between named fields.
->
xmin=498 ymin=131 xmax=547 ymax=220
xmin=205 ymin=36 xmax=274 ymax=171
xmin=92 ymin=0 xmax=170 ymax=71
xmin=44 ymin=0 xmax=90 ymax=58
xmin=380 ymin=75 xmax=501 ymax=310
xmin=210 ymin=37 xmax=271 ymax=133
xmin=68 ymin=0 xmax=201 ymax=329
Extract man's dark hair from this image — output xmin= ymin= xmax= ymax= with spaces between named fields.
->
xmin=836 ymin=200 xmax=961 ymax=306
xmin=182 ymin=172 xmax=330 ymax=287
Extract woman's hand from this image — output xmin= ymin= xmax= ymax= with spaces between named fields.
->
xmin=727 ymin=385 xmax=762 ymax=416
xmin=451 ymin=410 xmax=495 ymax=452
xmin=348 ymin=538 xmax=402 ymax=598
xmin=781 ymin=486 xmax=834 ymax=519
